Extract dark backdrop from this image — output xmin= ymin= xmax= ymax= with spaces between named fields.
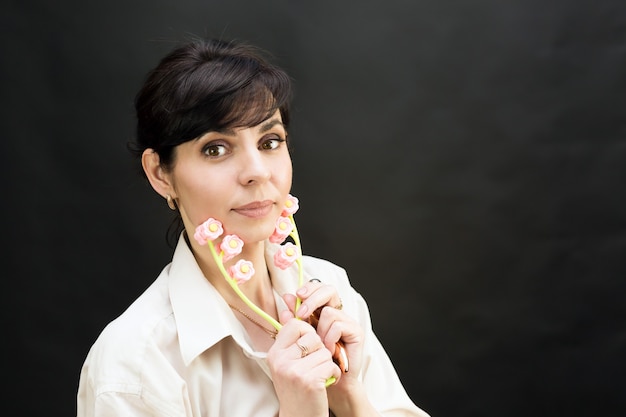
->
xmin=3 ymin=1 xmax=626 ymax=416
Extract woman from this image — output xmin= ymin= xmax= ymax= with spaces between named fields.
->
xmin=77 ymin=37 xmax=429 ymax=417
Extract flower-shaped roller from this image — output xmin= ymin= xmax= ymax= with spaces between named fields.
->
xmin=194 ymin=218 xmax=224 ymax=245
xmin=228 ymin=260 xmax=255 ymax=285
xmin=274 ymin=242 xmax=300 ymax=269
xmin=220 ymin=235 xmax=244 ymax=261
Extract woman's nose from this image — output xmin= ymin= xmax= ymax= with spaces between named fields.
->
xmin=238 ymin=149 xmax=271 ymax=185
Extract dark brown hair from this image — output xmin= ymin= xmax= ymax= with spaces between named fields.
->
xmin=129 ymin=38 xmax=293 ymax=173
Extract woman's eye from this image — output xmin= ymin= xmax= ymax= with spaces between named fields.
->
xmin=203 ymin=143 xmax=227 ymax=157
xmin=260 ymin=137 xmax=285 ymax=150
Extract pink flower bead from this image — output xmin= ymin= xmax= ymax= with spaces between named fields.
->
xmin=269 ymin=216 xmax=294 ymax=244
xmin=194 ymin=218 xmax=224 ymax=245
xmin=228 ymin=259 xmax=255 ymax=284
xmin=274 ymin=242 xmax=300 ymax=269
xmin=220 ymin=235 xmax=244 ymax=261
xmin=281 ymin=194 xmax=299 ymax=216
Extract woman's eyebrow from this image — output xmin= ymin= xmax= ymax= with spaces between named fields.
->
xmin=259 ymin=118 xmax=284 ymax=133
xmin=198 ymin=118 xmax=284 ymax=139
xmin=214 ymin=127 xmax=236 ymax=136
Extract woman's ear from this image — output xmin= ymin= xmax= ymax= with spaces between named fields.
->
xmin=141 ymin=149 xmax=175 ymax=198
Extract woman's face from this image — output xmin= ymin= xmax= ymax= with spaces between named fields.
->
xmin=168 ymin=110 xmax=293 ymax=244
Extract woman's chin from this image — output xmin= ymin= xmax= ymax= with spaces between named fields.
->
xmin=231 ymin=227 xmax=276 ymax=245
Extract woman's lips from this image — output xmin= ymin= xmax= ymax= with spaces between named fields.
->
xmin=232 ymin=200 xmax=274 ymax=218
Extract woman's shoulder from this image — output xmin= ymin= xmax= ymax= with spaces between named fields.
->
xmin=302 ymin=254 xmax=347 ymax=278
xmin=81 ymin=269 xmax=176 ymax=374
xmin=300 ymin=254 xmax=373 ymax=329
xmin=301 ymin=254 xmax=356 ymax=296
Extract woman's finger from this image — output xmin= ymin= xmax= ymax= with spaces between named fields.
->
xmin=295 ymin=282 xmax=342 ymax=319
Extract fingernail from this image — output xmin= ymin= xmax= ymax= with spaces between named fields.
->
xmin=297 ymin=304 xmax=308 ymax=317
xmin=297 ymin=287 xmax=308 ymax=296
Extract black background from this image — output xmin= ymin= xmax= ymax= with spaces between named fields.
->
xmin=3 ymin=1 xmax=626 ymax=416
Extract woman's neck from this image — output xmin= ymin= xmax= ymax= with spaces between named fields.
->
xmin=192 ymin=237 xmax=275 ymax=309
xmin=187 ymin=232 xmax=279 ymax=351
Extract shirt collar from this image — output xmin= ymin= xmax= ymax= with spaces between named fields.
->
xmin=169 ymin=234 xmax=308 ymax=366
xmin=169 ymin=234 xmax=237 ymax=365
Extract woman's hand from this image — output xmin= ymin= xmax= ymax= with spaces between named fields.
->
xmin=267 ymin=312 xmax=341 ymax=417
xmin=284 ymin=280 xmax=366 ymax=387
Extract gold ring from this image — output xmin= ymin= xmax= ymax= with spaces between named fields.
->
xmin=297 ymin=342 xmax=309 ymax=358
xmin=334 ymin=299 xmax=343 ymax=310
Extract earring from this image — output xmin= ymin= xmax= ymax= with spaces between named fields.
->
xmin=166 ymin=194 xmax=177 ymax=211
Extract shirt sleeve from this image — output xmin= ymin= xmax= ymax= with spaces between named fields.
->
xmin=77 ymin=359 xmax=190 ymax=417
xmin=76 ymin=324 xmax=194 ymax=417
xmin=350 ymin=291 xmax=431 ymax=417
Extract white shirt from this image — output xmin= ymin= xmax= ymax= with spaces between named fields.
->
xmin=77 ymin=234 xmax=430 ymax=417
